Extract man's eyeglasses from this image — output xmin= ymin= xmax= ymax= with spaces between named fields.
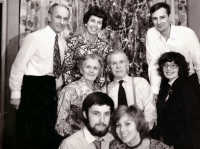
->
xmin=162 ymin=63 xmax=178 ymax=69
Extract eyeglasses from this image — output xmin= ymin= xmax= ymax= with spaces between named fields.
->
xmin=162 ymin=63 xmax=178 ymax=69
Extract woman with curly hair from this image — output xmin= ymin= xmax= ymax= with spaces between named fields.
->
xmin=110 ymin=105 xmax=169 ymax=149
xmin=155 ymin=51 xmax=200 ymax=149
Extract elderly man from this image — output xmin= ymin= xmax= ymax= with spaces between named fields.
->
xmin=102 ymin=50 xmax=157 ymax=130
xmin=9 ymin=4 xmax=70 ymax=149
xmin=146 ymin=2 xmax=200 ymax=100
xmin=58 ymin=92 xmax=115 ymax=149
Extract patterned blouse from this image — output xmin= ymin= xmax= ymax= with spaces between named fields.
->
xmin=109 ymin=138 xmax=169 ymax=149
xmin=62 ymin=33 xmax=111 ymax=86
xmin=55 ymin=77 xmax=100 ymax=137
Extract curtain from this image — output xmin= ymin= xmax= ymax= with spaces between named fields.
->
xmin=19 ymin=0 xmax=187 ymax=78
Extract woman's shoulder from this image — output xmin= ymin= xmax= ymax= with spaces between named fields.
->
xmin=149 ymin=138 xmax=169 ymax=149
xmin=109 ymin=139 xmax=127 ymax=149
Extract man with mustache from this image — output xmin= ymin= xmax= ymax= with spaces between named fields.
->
xmin=146 ymin=2 xmax=200 ymax=101
xmin=58 ymin=92 xmax=115 ymax=149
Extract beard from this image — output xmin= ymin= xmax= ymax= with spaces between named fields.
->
xmin=86 ymin=122 xmax=109 ymax=137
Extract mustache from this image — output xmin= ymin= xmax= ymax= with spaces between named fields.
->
xmin=95 ymin=123 xmax=106 ymax=127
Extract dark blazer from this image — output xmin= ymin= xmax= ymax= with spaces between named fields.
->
xmin=156 ymin=77 xmax=200 ymax=149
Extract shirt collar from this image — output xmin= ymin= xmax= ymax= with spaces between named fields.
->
xmin=113 ymin=74 xmax=129 ymax=83
xmin=157 ymin=24 xmax=178 ymax=40
xmin=168 ymin=76 xmax=179 ymax=86
xmin=83 ymin=127 xmax=106 ymax=144
xmin=46 ymin=25 xmax=57 ymax=38
xmin=170 ymin=24 xmax=178 ymax=39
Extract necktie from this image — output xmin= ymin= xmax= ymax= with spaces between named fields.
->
xmin=118 ymin=80 xmax=128 ymax=106
xmin=93 ymin=140 xmax=101 ymax=149
xmin=53 ymin=35 xmax=62 ymax=78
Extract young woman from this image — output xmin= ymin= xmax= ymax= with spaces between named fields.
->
xmin=110 ymin=105 xmax=169 ymax=149
xmin=55 ymin=54 xmax=103 ymax=137
xmin=156 ymin=51 xmax=200 ymax=149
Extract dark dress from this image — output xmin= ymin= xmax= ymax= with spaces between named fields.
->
xmin=109 ymin=138 xmax=169 ymax=149
xmin=156 ymin=77 xmax=200 ymax=149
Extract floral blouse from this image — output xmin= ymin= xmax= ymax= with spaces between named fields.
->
xmin=55 ymin=77 xmax=100 ymax=137
xmin=62 ymin=34 xmax=111 ymax=86
xmin=109 ymin=138 xmax=169 ymax=149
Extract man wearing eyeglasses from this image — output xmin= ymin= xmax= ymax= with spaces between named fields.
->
xmin=146 ymin=2 xmax=200 ymax=101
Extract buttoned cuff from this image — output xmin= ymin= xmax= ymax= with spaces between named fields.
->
xmin=151 ymin=87 xmax=159 ymax=95
xmin=11 ymin=91 xmax=21 ymax=99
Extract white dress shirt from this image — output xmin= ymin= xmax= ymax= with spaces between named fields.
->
xmin=146 ymin=25 xmax=200 ymax=94
xmin=58 ymin=127 xmax=114 ymax=149
xmin=9 ymin=26 xmax=66 ymax=98
xmin=102 ymin=75 xmax=157 ymax=129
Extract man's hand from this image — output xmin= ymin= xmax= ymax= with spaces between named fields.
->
xmin=10 ymin=98 xmax=20 ymax=110
xmin=153 ymin=94 xmax=158 ymax=103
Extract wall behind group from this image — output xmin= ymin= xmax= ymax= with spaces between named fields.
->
xmin=188 ymin=1 xmax=200 ymax=40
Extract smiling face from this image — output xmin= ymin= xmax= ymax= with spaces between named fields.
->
xmin=83 ymin=105 xmax=111 ymax=137
xmin=116 ymin=114 xmax=140 ymax=147
xmin=151 ymin=7 xmax=171 ymax=35
xmin=48 ymin=5 xmax=70 ymax=34
xmin=109 ymin=53 xmax=129 ymax=80
xmin=163 ymin=62 xmax=179 ymax=81
xmin=85 ymin=15 xmax=103 ymax=35
xmin=81 ymin=58 xmax=101 ymax=83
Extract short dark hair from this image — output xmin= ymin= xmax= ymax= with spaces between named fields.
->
xmin=82 ymin=92 xmax=114 ymax=116
xmin=83 ymin=6 xmax=108 ymax=29
xmin=112 ymin=105 xmax=149 ymax=140
xmin=157 ymin=52 xmax=189 ymax=79
xmin=150 ymin=2 xmax=171 ymax=16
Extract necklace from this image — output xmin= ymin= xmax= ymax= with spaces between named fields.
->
xmin=126 ymin=139 xmax=143 ymax=149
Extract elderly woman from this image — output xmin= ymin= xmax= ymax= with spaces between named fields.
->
xmin=55 ymin=54 xmax=103 ymax=137
xmin=156 ymin=51 xmax=200 ymax=149
xmin=62 ymin=6 xmax=111 ymax=87
xmin=110 ymin=105 xmax=169 ymax=149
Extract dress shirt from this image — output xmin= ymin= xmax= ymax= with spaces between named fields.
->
xmin=9 ymin=26 xmax=66 ymax=98
xmin=55 ymin=77 xmax=100 ymax=136
xmin=146 ymin=25 xmax=200 ymax=94
xmin=102 ymin=75 xmax=157 ymax=129
xmin=58 ymin=127 xmax=114 ymax=149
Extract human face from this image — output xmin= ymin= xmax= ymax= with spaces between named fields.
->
xmin=86 ymin=15 xmax=103 ymax=35
xmin=48 ymin=5 xmax=70 ymax=34
xmin=81 ymin=58 xmax=101 ymax=83
xmin=116 ymin=114 xmax=140 ymax=147
xmin=162 ymin=62 xmax=179 ymax=81
xmin=151 ymin=8 xmax=171 ymax=35
xmin=109 ymin=53 xmax=128 ymax=80
xmin=83 ymin=105 xmax=111 ymax=137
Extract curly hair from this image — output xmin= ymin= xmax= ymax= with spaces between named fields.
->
xmin=83 ymin=6 xmax=108 ymax=29
xmin=79 ymin=53 xmax=104 ymax=75
xmin=111 ymin=105 xmax=149 ymax=141
xmin=157 ymin=52 xmax=189 ymax=79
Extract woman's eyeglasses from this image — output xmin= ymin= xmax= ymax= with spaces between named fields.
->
xmin=162 ymin=63 xmax=178 ymax=69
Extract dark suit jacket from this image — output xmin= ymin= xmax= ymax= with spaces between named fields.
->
xmin=156 ymin=77 xmax=200 ymax=149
